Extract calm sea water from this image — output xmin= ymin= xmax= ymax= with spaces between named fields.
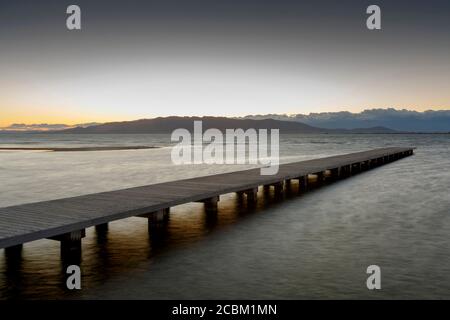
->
xmin=0 ymin=133 xmax=449 ymax=299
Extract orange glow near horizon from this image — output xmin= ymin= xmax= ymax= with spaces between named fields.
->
xmin=0 ymin=112 xmax=124 ymax=127
xmin=2 ymin=45 xmax=449 ymax=128
xmin=0 ymin=103 xmax=140 ymax=127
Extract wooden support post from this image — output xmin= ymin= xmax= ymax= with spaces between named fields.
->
xmin=138 ymin=208 xmax=170 ymax=221
xmin=151 ymin=208 xmax=170 ymax=223
xmin=95 ymin=223 xmax=108 ymax=244
xmin=273 ymin=181 xmax=284 ymax=196
xmin=95 ymin=223 xmax=108 ymax=234
xmin=347 ymin=164 xmax=352 ymax=175
xmin=298 ymin=176 xmax=308 ymax=193
xmin=343 ymin=165 xmax=349 ymax=176
xmin=284 ymin=179 xmax=293 ymax=194
xmin=201 ymin=196 xmax=219 ymax=213
xmin=351 ymin=163 xmax=361 ymax=173
xmin=4 ymin=244 xmax=23 ymax=257
xmin=330 ymin=168 xmax=340 ymax=180
xmin=49 ymin=229 xmax=85 ymax=260
xmin=136 ymin=208 xmax=170 ymax=231
xmin=363 ymin=161 xmax=369 ymax=170
xmin=146 ymin=209 xmax=170 ymax=235
xmin=316 ymin=172 xmax=324 ymax=184
xmin=244 ymin=188 xmax=258 ymax=205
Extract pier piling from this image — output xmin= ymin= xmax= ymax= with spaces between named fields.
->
xmin=49 ymin=230 xmax=85 ymax=260
xmin=201 ymin=196 xmax=220 ymax=213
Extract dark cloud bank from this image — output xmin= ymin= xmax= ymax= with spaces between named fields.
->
xmin=244 ymin=109 xmax=450 ymax=132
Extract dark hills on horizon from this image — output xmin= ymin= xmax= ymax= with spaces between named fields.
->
xmin=55 ymin=116 xmax=399 ymax=134
xmin=1 ymin=109 xmax=449 ymax=134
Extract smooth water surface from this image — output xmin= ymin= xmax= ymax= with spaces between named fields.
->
xmin=0 ymin=133 xmax=449 ymax=299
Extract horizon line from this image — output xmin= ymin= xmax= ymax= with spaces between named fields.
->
xmin=2 ymin=107 xmax=450 ymax=128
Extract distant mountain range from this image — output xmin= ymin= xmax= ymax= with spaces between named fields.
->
xmin=54 ymin=116 xmax=398 ymax=134
xmin=242 ymin=109 xmax=450 ymax=133
xmin=1 ymin=109 xmax=449 ymax=134
xmin=0 ymin=122 xmax=101 ymax=132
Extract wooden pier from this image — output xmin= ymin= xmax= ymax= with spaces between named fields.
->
xmin=0 ymin=147 xmax=414 ymax=259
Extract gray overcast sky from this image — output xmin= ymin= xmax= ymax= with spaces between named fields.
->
xmin=1 ymin=0 xmax=449 ymax=125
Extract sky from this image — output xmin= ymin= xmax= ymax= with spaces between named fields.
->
xmin=1 ymin=0 xmax=450 ymax=126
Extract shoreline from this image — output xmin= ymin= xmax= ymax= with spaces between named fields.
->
xmin=0 ymin=146 xmax=158 ymax=152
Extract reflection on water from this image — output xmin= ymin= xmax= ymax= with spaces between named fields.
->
xmin=1 ymin=186 xmax=312 ymax=299
xmin=1 ymin=134 xmax=450 ymax=299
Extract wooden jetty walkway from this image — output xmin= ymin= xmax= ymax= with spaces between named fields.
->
xmin=0 ymin=147 xmax=414 ymax=259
